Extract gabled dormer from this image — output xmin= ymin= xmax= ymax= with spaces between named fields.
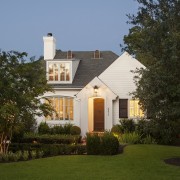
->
xmin=43 ymin=33 xmax=79 ymax=84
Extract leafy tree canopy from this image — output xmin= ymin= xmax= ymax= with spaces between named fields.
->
xmin=123 ymin=0 xmax=180 ymax=144
xmin=0 ymin=51 xmax=53 ymax=153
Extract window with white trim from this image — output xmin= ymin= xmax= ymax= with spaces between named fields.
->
xmin=129 ymin=100 xmax=144 ymax=118
xmin=45 ymin=97 xmax=73 ymax=121
xmin=48 ymin=62 xmax=71 ymax=82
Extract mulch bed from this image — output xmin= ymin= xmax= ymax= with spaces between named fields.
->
xmin=164 ymin=158 xmax=180 ymax=166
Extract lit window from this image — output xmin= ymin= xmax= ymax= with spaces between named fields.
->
xmin=129 ymin=100 xmax=144 ymax=118
xmin=45 ymin=97 xmax=73 ymax=121
xmin=48 ymin=62 xmax=71 ymax=82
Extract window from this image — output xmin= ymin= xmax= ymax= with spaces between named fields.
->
xmin=45 ymin=97 xmax=73 ymax=121
xmin=48 ymin=62 xmax=71 ymax=82
xmin=129 ymin=100 xmax=144 ymax=118
xmin=119 ymin=99 xmax=128 ymax=118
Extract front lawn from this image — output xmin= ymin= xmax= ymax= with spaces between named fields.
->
xmin=0 ymin=145 xmax=179 ymax=180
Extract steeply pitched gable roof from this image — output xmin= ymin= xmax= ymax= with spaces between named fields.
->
xmin=50 ymin=50 xmax=119 ymax=88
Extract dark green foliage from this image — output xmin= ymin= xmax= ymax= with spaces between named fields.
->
xmin=119 ymin=119 xmax=136 ymax=133
xmin=86 ymin=133 xmax=119 ymax=155
xmin=8 ymin=143 xmax=87 ymax=157
xmin=76 ymin=145 xmax=87 ymax=155
xmin=63 ymin=124 xmax=73 ymax=134
xmin=135 ymin=119 xmax=180 ymax=145
xmin=38 ymin=122 xmax=50 ymax=134
xmin=0 ymin=51 xmax=53 ymax=154
xmin=51 ymin=125 xmax=64 ymax=134
xmin=135 ymin=119 xmax=154 ymax=138
xmin=86 ymin=133 xmax=101 ymax=155
xmin=49 ymin=145 xmax=59 ymax=156
xmin=70 ymin=126 xmax=81 ymax=135
xmin=20 ymin=134 xmax=81 ymax=144
xmin=37 ymin=123 xmax=76 ymax=135
xmin=101 ymin=133 xmax=119 ymax=155
xmin=119 ymin=132 xmax=141 ymax=144
xmin=123 ymin=0 xmax=180 ymax=145
xmin=111 ymin=125 xmax=122 ymax=134
xmin=11 ymin=124 xmax=25 ymax=143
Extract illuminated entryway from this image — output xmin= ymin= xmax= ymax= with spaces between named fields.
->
xmin=94 ymin=98 xmax=104 ymax=131
xmin=88 ymin=97 xmax=105 ymax=132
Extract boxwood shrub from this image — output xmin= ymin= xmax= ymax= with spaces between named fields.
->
xmin=86 ymin=132 xmax=119 ymax=155
xmin=9 ymin=143 xmax=87 ymax=157
xmin=21 ymin=134 xmax=81 ymax=144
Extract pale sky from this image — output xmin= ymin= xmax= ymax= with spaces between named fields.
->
xmin=0 ymin=0 xmax=139 ymax=59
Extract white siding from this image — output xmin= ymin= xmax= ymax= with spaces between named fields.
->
xmin=99 ymin=52 xmax=145 ymax=98
xmin=113 ymin=99 xmax=119 ymax=125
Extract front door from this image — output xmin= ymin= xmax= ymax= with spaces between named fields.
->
xmin=94 ymin=98 xmax=104 ymax=131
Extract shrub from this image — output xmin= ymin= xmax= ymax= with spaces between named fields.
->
xmin=111 ymin=125 xmax=122 ymax=134
xmin=86 ymin=133 xmax=101 ymax=155
xmin=76 ymin=145 xmax=86 ymax=155
xmin=119 ymin=119 xmax=136 ymax=133
xmin=86 ymin=133 xmax=119 ymax=155
xmin=70 ymin=126 xmax=81 ymax=135
xmin=9 ymin=151 xmax=22 ymax=162
xmin=101 ymin=133 xmax=119 ymax=155
xmin=30 ymin=150 xmax=37 ymax=159
xmin=11 ymin=124 xmax=25 ymax=143
xmin=22 ymin=151 xmax=29 ymax=161
xmin=49 ymin=145 xmax=59 ymax=156
xmin=142 ymin=135 xmax=156 ymax=144
xmin=51 ymin=125 xmax=64 ymax=135
xmin=38 ymin=122 xmax=50 ymax=134
xmin=21 ymin=134 xmax=81 ymax=144
xmin=118 ymin=132 xmax=141 ymax=144
xmin=37 ymin=150 xmax=44 ymax=158
xmin=63 ymin=123 xmax=73 ymax=134
xmin=3 ymin=144 xmax=87 ymax=160
xmin=1 ymin=153 xmax=9 ymax=162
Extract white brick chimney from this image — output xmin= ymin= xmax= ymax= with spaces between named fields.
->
xmin=43 ymin=33 xmax=56 ymax=60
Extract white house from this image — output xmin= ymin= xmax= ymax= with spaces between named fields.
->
xmin=37 ymin=33 xmax=145 ymax=136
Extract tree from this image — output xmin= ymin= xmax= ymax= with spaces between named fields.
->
xmin=0 ymin=51 xmax=53 ymax=154
xmin=123 ymin=0 xmax=180 ymax=144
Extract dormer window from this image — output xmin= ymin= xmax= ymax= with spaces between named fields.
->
xmin=94 ymin=50 xmax=100 ymax=59
xmin=47 ymin=62 xmax=71 ymax=82
xmin=67 ymin=50 xmax=73 ymax=59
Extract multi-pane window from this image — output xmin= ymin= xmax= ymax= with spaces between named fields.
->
xmin=45 ymin=97 xmax=73 ymax=121
xmin=129 ymin=100 xmax=144 ymax=118
xmin=48 ymin=62 xmax=71 ymax=82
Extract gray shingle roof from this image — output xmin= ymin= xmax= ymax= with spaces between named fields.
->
xmin=50 ymin=50 xmax=118 ymax=88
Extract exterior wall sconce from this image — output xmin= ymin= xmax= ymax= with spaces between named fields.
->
xmin=94 ymin=85 xmax=99 ymax=94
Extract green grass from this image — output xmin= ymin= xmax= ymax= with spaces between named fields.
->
xmin=0 ymin=145 xmax=180 ymax=180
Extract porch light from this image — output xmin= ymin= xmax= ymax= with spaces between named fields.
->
xmin=94 ymin=85 xmax=99 ymax=94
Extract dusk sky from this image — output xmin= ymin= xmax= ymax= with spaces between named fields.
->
xmin=0 ymin=0 xmax=139 ymax=59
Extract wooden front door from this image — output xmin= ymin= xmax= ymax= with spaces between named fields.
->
xmin=94 ymin=98 xmax=104 ymax=131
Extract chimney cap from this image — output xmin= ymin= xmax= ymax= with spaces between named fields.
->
xmin=47 ymin=33 xmax=53 ymax=37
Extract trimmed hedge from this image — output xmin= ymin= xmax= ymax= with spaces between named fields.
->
xmin=38 ymin=123 xmax=78 ymax=135
xmin=20 ymin=134 xmax=81 ymax=144
xmin=9 ymin=143 xmax=87 ymax=156
xmin=86 ymin=133 xmax=119 ymax=155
